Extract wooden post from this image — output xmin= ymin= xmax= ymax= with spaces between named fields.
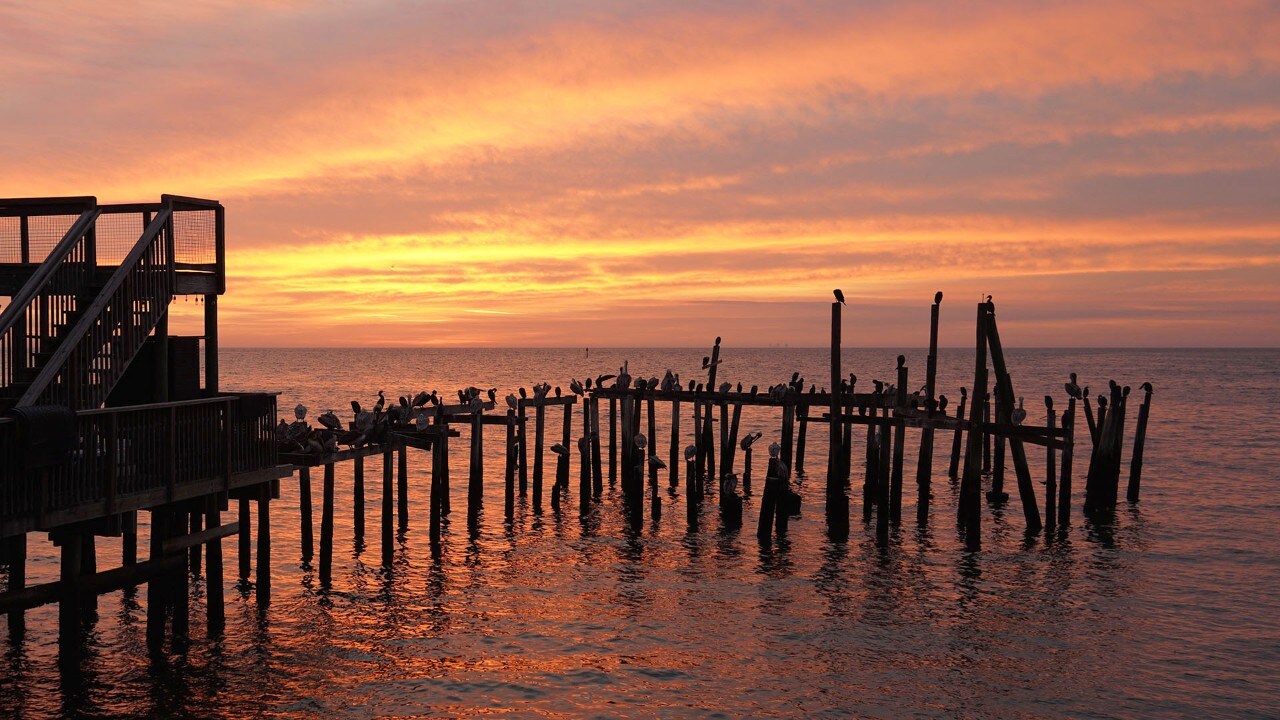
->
xmin=532 ymin=403 xmax=546 ymax=512
xmin=876 ymin=417 xmax=892 ymax=544
xmin=320 ymin=463 xmax=335 ymax=585
xmin=608 ymin=397 xmax=617 ymax=486
xmin=890 ymin=357 xmax=908 ymax=525
xmin=188 ymin=511 xmax=202 ymax=576
xmin=238 ymin=499 xmax=251 ymax=581
xmin=693 ymin=399 xmax=705 ymax=489
xmin=205 ymin=496 xmax=225 ymax=636
xmin=1059 ymin=396 xmax=1076 ymax=526
xmin=757 ymin=457 xmax=782 ymax=542
xmin=397 ymin=445 xmax=409 ymax=529
xmin=958 ymin=304 xmax=988 ymax=550
xmin=579 ymin=433 xmax=591 ymax=515
xmin=204 ymin=293 xmax=219 ymax=393
xmin=298 ymin=466 xmax=313 ymax=561
xmin=590 ymin=397 xmax=603 ymax=497
xmin=518 ymin=398 xmax=530 ymax=495
xmin=256 ymin=486 xmax=271 ymax=604
xmin=5 ymin=533 xmax=26 ymax=636
xmin=647 ymin=396 xmax=658 ymax=490
xmin=669 ymin=398 xmax=681 ymax=489
xmin=795 ymin=401 xmax=809 ymax=475
xmin=146 ymin=512 xmax=167 ymax=649
xmin=353 ymin=455 xmax=365 ymax=539
xmin=381 ymin=449 xmax=394 ymax=566
xmin=58 ymin=533 xmax=84 ymax=651
xmin=470 ymin=408 xmax=484 ymax=520
xmin=828 ymin=301 xmax=849 ymax=539
xmin=780 ymin=394 xmax=796 ymax=472
xmin=982 ymin=391 xmax=992 ymax=475
xmin=505 ymin=410 xmax=516 ymax=519
xmin=1045 ymin=398 xmax=1057 ymax=535
xmin=431 ymin=428 xmax=443 ymax=549
xmin=742 ymin=447 xmax=753 ymax=495
xmin=863 ymin=402 xmax=877 ymax=522
xmin=122 ymin=511 xmax=137 ymax=566
xmin=985 ymin=306 xmax=1043 ymax=533
xmin=725 ymin=403 xmax=742 ymax=488
xmin=949 ymin=388 xmax=967 ymax=479
xmin=916 ymin=293 xmax=941 ymax=526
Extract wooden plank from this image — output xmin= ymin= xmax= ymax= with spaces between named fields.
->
xmin=161 ymin=521 xmax=240 ymax=553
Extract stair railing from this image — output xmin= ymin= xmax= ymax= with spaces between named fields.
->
xmin=0 ymin=209 xmax=101 ymax=396
xmin=19 ymin=209 xmax=175 ymax=409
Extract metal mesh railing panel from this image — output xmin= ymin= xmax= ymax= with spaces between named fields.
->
xmin=173 ymin=209 xmax=216 ymax=265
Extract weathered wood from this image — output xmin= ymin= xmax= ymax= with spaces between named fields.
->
xmin=757 ymin=457 xmax=782 ymax=542
xmin=949 ymin=388 xmax=967 ymax=479
xmin=237 ymin=498 xmax=251 ymax=581
xmin=298 ymin=466 xmax=313 ymax=561
xmin=518 ymin=398 xmax=529 ymax=495
xmin=504 ymin=409 xmax=516 ymax=519
xmin=669 ymin=398 xmax=681 ymax=488
xmin=533 ymin=404 xmax=546 ymax=512
xmin=795 ymin=401 xmax=809 ymax=474
xmin=470 ymin=409 xmax=484 ymax=520
xmin=161 ymin=521 xmax=241 ymax=553
xmin=826 ymin=300 xmax=849 ymax=540
xmin=958 ymin=304 xmax=989 ymax=550
xmin=320 ymin=462 xmax=335 ymax=584
xmin=5 ymin=533 xmax=26 ymax=635
xmin=985 ymin=306 xmax=1042 ymax=533
xmin=608 ymin=397 xmax=617 ymax=486
xmin=590 ymin=397 xmax=603 ymax=497
xmin=876 ymin=416 xmax=892 ymax=545
xmin=1059 ymin=396 xmax=1076 ymax=526
xmin=256 ymin=487 xmax=271 ymax=604
xmin=1045 ymin=398 xmax=1057 ymax=534
xmin=353 ymin=455 xmax=365 ymax=538
xmin=204 ymin=497 xmax=225 ymax=636
xmin=890 ymin=358 xmax=908 ymax=525
xmin=381 ymin=449 xmax=394 ymax=566
xmin=397 ymin=445 xmax=409 ymax=529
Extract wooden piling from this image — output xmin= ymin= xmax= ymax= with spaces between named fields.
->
xmin=949 ymin=388 xmax=967 ymax=479
xmin=916 ymin=293 xmax=941 ymax=526
xmin=827 ymin=300 xmax=849 ymax=539
xmin=58 ymin=532 xmax=84 ymax=651
xmin=519 ymin=398 xmax=530 ymax=496
xmin=430 ymin=426 xmax=444 ymax=548
xmin=381 ymin=448 xmax=394 ymax=566
xmin=647 ymin=396 xmax=658 ymax=490
xmin=505 ymin=410 xmax=516 ymax=519
xmin=608 ymin=397 xmax=617 ymax=486
xmin=398 ymin=445 xmax=410 ymax=528
xmin=579 ymin=434 xmax=591 ymax=515
xmin=985 ymin=306 xmax=1042 ymax=533
xmin=256 ymin=486 xmax=271 ymax=604
xmin=146 ymin=511 xmax=167 ymax=649
xmin=1045 ymin=397 xmax=1057 ymax=534
xmin=320 ymin=462 xmax=335 ymax=585
xmin=533 ymin=403 xmax=546 ymax=512
xmin=237 ymin=498 xmax=251 ymax=581
xmin=122 ymin=511 xmax=137 ymax=566
xmin=780 ymin=394 xmax=796 ymax=474
xmin=470 ymin=408 xmax=484 ymax=519
xmin=742 ymin=447 xmax=753 ymax=495
xmin=876 ymin=417 xmax=892 ymax=544
xmin=188 ymin=512 xmax=202 ymax=576
xmin=958 ymin=303 xmax=989 ymax=550
xmin=757 ymin=457 xmax=782 ymax=542
xmin=5 ymin=533 xmax=26 ymax=636
xmin=298 ymin=466 xmax=314 ymax=561
xmin=890 ymin=357 xmax=908 ymax=525
xmin=862 ymin=402 xmax=877 ymax=522
xmin=1127 ymin=383 xmax=1153 ymax=503
xmin=669 ymin=398 xmax=681 ymax=488
xmin=353 ymin=455 xmax=365 ymax=539
xmin=590 ymin=397 xmax=603 ymax=497
xmin=204 ymin=496 xmax=225 ymax=636
xmin=795 ymin=401 xmax=809 ymax=475
xmin=1059 ymin=395 xmax=1076 ymax=526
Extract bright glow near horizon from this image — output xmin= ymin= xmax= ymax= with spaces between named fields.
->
xmin=2 ymin=0 xmax=1278 ymax=347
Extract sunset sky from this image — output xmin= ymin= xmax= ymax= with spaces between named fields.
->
xmin=2 ymin=0 xmax=1277 ymax=347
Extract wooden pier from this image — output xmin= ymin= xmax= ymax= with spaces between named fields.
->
xmin=0 ymin=196 xmax=1157 ymax=667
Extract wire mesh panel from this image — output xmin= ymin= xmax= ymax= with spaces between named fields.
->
xmin=172 ymin=209 xmax=217 ymax=266
xmin=25 ymin=215 xmax=78 ymax=264
xmin=0 ymin=217 xmax=19 ymax=263
xmin=94 ymin=211 xmax=151 ymax=266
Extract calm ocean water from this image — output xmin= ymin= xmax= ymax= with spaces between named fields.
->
xmin=2 ymin=347 xmax=1278 ymax=719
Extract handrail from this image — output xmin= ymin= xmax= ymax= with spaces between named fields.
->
xmin=0 ymin=209 xmax=100 ymax=337
xmin=80 ymin=395 xmax=237 ymax=416
xmin=18 ymin=208 xmax=174 ymax=408
xmin=0 ymin=197 xmax=97 ymax=217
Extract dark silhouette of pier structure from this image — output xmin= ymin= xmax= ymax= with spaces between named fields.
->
xmin=0 ymin=196 xmax=1155 ymax=664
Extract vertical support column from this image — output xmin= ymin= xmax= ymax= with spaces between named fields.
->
xmin=154 ymin=311 xmax=170 ymax=402
xmin=146 ymin=512 xmax=168 ymax=650
xmin=958 ymin=303 xmax=989 ymax=551
xmin=949 ymin=388 xmax=967 ymax=479
xmin=890 ymin=357 xmax=908 ymax=525
xmin=828 ymin=301 xmax=849 ymax=539
xmin=382 ymin=449 xmax=394 ymax=566
xmin=470 ymin=408 xmax=484 ymax=520
xmin=188 ymin=511 xmax=202 ymax=575
xmin=122 ymin=511 xmax=138 ymax=566
xmin=1127 ymin=383 xmax=1153 ymax=503
xmin=590 ymin=397 xmax=603 ymax=497
xmin=237 ymin=498 xmax=251 ymax=581
xmin=876 ymin=415 xmax=892 ymax=544
xmin=985 ymin=305 xmax=1042 ymax=532
xmin=256 ymin=486 xmax=271 ymax=604
xmin=203 ymin=294 xmax=219 ymax=393
xmin=205 ymin=496 xmax=225 ymax=637
xmin=608 ymin=397 xmax=617 ymax=486
xmin=1045 ymin=398 xmax=1057 ymax=535
xmin=430 ymin=429 xmax=444 ymax=549
xmin=5 ymin=533 xmax=27 ymax=637
xmin=533 ymin=403 xmax=546 ymax=512
xmin=504 ymin=410 xmax=516 ymax=519
xmin=669 ymin=398 xmax=681 ymax=488
xmin=59 ymin=533 xmax=84 ymax=655
xmin=320 ymin=462 xmax=335 ymax=585
xmin=298 ymin=467 xmax=313 ymax=562
xmin=916 ymin=293 xmax=941 ymax=526
xmin=1059 ymin=397 xmax=1076 ymax=526
xmin=353 ymin=455 xmax=365 ymax=539
xmin=794 ymin=401 xmax=809 ymax=474
xmin=559 ymin=402 xmax=574 ymax=502
xmin=518 ymin=399 xmax=529 ymax=496
xmin=397 ymin=445 xmax=409 ymax=529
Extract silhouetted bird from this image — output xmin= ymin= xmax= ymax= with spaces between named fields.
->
xmin=519 ymin=387 xmax=527 ymax=399
xmin=648 ymin=454 xmax=666 ymax=471
xmin=1065 ymin=372 xmax=1082 ymax=399
xmin=1141 ymin=382 xmax=1153 ymax=394
xmin=506 ymin=393 xmax=518 ymax=410
xmin=570 ymin=379 xmax=584 ymax=396
xmin=1012 ymin=397 xmax=1026 ymax=425
xmin=373 ymin=391 xmax=385 ymax=414
xmin=834 ymin=289 xmax=845 ymax=305
xmin=318 ymin=410 xmax=341 ymax=431
xmin=551 ymin=443 xmax=569 ymax=456
xmin=935 ymin=291 xmax=943 ymax=304
xmin=685 ymin=445 xmax=697 ymax=461
xmin=488 ymin=388 xmax=497 ymax=402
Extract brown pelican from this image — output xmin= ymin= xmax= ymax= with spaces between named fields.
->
xmin=1065 ymin=373 xmax=1082 ymax=399
xmin=506 ymin=393 xmax=519 ymax=410
xmin=294 ymin=403 xmax=307 ymax=420
xmin=570 ymin=379 xmax=585 ymax=396
xmin=412 ymin=391 xmax=430 ymax=407
xmin=719 ymin=382 xmax=731 ymax=394
xmin=469 ymin=396 xmax=485 ymax=413
xmin=318 ymin=410 xmax=342 ymax=431
xmin=740 ymin=432 xmax=762 ymax=451
xmin=1012 ymin=397 xmax=1026 ymax=425
xmin=834 ymin=289 xmax=846 ymax=305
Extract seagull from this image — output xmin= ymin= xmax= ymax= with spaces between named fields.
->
xmin=834 ymin=289 xmax=846 ymax=305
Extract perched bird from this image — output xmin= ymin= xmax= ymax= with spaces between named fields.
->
xmin=318 ymin=410 xmax=342 ymax=431
xmin=834 ymin=288 xmax=845 ymax=305
xmin=596 ymin=374 xmax=616 ymax=387
xmin=684 ymin=445 xmax=697 ymax=461
xmin=487 ymin=388 xmax=497 ymax=403
xmin=749 ymin=385 xmax=759 ymax=397
xmin=721 ymin=473 xmax=739 ymax=496
xmin=648 ymin=454 xmax=667 ymax=471
xmin=351 ymin=400 xmax=362 ymax=415
xmin=519 ymin=387 xmax=528 ymax=399
xmin=636 ymin=378 xmax=649 ymax=392
xmin=768 ymin=442 xmax=781 ymax=459
xmin=635 ymin=434 xmax=648 ymax=450
xmin=294 ymin=403 xmax=307 ymax=420
xmin=1065 ymin=373 xmax=1082 ymax=399
xmin=570 ymin=378 xmax=585 ymax=396
xmin=740 ymin=432 xmax=763 ymax=451
xmin=551 ymin=443 xmax=569 ymax=456
xmin=457 ymin=389 xmax=468 ymax=404
xmin=412 ymin=391 xmax=430 ymax=407
xmin=1140 ymin=382 xmax=1153 ymax=394
xmin=938 ymin=395 xmax=949 ymax=412
xmin=373 ymin=391 xmax=385 ymax=414
xmin=934 ymin=291 xmax=943 ymax=305
xmin=737 ymin=382 xmax=743 ymax=393
xmin=688 ymin=379 xmax=697 ymax=391
xmin=1012 ymin=397 xmax=1026 ymax=426
xmin=719 ymin=382 xmax=731 ymax=394
xmin=506 ymin=393 xmax=519 ymax=410
xmin=469 ymin=396 xmax=485 ymax=413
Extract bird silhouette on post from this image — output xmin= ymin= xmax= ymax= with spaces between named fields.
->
xmin=834 ymin=289 xmax=846 ymax=305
